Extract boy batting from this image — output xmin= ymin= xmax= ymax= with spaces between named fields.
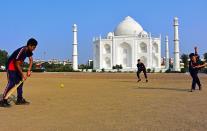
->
xmin=0 ymin=38 xmax=38 ymax=107
xmin=189 ymin=52 xmax=206 ymax=92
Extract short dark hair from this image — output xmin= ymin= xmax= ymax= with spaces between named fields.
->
xmin=189 ymin=53 xmax=195 ymax=58
xmin=27 ymin=38 xmax=38 ymax=46
xmin=138 ymin=59 xmax=140 ymax=62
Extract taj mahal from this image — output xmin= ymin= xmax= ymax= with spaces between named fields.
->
xmin=72 ymin=16 xmax=181 ymax=72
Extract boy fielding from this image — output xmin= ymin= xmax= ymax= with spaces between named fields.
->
xmin=0 ymin=38 xmax=38 ymax=107
xmin=136 ymin=59 xmax=148 ymax=83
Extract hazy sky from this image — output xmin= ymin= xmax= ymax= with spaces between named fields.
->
xmin=0 ymin=0 xmax=206 ymax=64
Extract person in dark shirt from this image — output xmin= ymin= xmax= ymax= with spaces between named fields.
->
xmin=136 ymin=59 xmax=148 ymax=82
xmin=0 ymin=38 xmax=38 ymax=107
xmin=189 ymin=53 xmax=206 ymax=92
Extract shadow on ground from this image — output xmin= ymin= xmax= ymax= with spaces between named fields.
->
xmin=133 ymin=87 xmax=190 ymax=92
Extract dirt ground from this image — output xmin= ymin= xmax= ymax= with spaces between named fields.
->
xmin=0 ymin=72 xmax=207 ymax=131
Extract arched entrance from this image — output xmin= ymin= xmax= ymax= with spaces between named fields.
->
xmin=118 ymin=42 xmax=132 ymax=68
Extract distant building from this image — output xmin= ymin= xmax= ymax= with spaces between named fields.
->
xmin=88 ymin=59 xmax=93 ymax=67
xmin=0 ymin=65 xmax=5 ymax=70
xmin=93 ymin=16 xmax=161 ymax=71
xmin=33 ymin=59 xmax=72 ymax=66
xmin=93 ymin=16 xmax=182 ymax=72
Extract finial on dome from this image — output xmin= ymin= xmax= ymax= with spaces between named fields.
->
xmin=125 ymin=16 xmax=133 ymax=20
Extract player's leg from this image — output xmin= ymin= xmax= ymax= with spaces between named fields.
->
xmin=17 ymin=83 xmax=23 ymax=100
xmin=0 ymin=71 xmax=15 ymax=107
xmin=15 ymin=72 xmax=29 ymax=105
xmin=143 ymin=69 xmax=148 ymax=82
xmin=137 ymin=71 xmax=141 ymax=82
xmin=16 ymin=84 xmax=30 ymax=105
xmin=190 ymin=72 xmax=196 ymax=92
xmin=194 ymin=72 xmax=201 ymax=90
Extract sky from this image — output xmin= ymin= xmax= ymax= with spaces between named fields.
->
xmin=0 ymin=0 xmax=207 ymax=64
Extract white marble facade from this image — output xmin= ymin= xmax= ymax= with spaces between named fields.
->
xmin=93 ymin=16 xmax=161 ymax=71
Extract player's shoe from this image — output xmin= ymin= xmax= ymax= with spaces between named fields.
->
xmin=15 ymin=98 xmax=30 ymax=105
xmin=190 ymin=89 xmax=195 ymax=92
xmin=199 ymin=86 xmax=202 ymax=91
xmin=137 ymin=79 xmax=141 ymax=82
xmin=146 ymin=79 xmax=148 ymax=83
xmin=0 ymin=99 xmax=11 ymax=107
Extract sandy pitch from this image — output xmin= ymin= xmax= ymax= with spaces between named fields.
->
xmin=0 ymin=72 xmax=207 ymax=131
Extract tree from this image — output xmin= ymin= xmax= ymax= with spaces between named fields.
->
xmin=147 ymin=68 xmax=151 ymax=73
xmin=204 ymin=53 xmax=207 ymax=62
xmin=41 ymin=62 xmax=73 ymax=72
xmin=88 ymin=61 xmax=93 ymax=69
xmin=101 ymin=68 xmax=105 ymax=72
xmin=119 ymin=64 xmax=123 ymax=69
xmin=181 ymin=54 xmax=189 ymax=69
xmin=113 ymin=64 xmax=122 ymax=72
xmin=0 ymin=50 xmax=9 ymax=66
xmin=79 ymin=64 xmax=87 ymax=71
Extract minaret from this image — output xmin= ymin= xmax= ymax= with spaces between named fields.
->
xmin=173 ymin=17 xmax=180 ymax=71
xmin=165 ymin=36 xmax=169 ymax=69
xmin=72 ymin=24 xmax=78 ymax=70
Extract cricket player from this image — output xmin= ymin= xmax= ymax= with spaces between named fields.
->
xmin=189 ymin=53 xmax=206 ymax=92
xmin=136 ymin=59 xmax=148 ymax=82
xmin=0 ymin=38 xmax=37 ymax=107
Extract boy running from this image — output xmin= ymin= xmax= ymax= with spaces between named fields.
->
xmin=0 ymin=38 xmax=38 ymax=107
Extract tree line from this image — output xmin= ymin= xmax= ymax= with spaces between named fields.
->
xmin=0 ymin=49 xmax=9 ymax=67
xmin=0 ymin=49 xmax=207 ymax=73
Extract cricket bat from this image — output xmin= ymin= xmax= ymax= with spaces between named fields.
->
xmin=5 ymin=80 xmax=25 ymax=99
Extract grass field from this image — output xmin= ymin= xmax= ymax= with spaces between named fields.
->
xmin=0 ymin=72 xmax=207 ymax=131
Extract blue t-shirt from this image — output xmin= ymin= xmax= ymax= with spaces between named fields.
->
xmin=137 ymin=63 xmax=146 ymax=71
xmin=189 ymin=60 xmax=198 ymax=73
xmin=6 ymin=46 xmax=33 ymax=71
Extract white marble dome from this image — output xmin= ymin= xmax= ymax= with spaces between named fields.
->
xmin=114 ymin=16 xmax=143 ymax=36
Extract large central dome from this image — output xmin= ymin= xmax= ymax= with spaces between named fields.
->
xmin=114 ymin=16 xmax=143 ymax=36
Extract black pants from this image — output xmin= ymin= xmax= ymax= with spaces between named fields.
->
xmin=3 ymin=70 xmax=23 ymax=99
xmin=190 ymin=71 xmax=201 ymax=90
xmin=137 ymin=70 xmax=147 ymax=80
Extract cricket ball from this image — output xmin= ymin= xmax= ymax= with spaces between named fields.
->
xmin=60 ymin=84 xmax=64 ymax=88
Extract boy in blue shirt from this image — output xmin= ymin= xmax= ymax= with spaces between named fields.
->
xmin=137 ymin=59 xmax=148 ymax=82
xmin=0 ymin=38 xmax=38 ymax=107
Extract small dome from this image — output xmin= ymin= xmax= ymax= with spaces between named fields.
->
xmin=139 ymin=31 xmax=148 ymax=37
xmin=114 ymin=16 xmax=143 ymax=36
xmin=174 ymin=17 xmax=178 ymax=21
xmin=107 ymin=32 xmax=113 ymax=38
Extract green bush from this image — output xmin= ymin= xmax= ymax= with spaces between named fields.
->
xmin=147 ymin=68 xmax=151 ymax=73
xmin=181 ymin=68 xmax=188 ymax=73
xmin=0 ymin=69 xmax=6 ymax=72
xmin=41 ymin=63 xmax=73 ymax=72
xmin=32 ymin=68 xmax=45 ymax=72
xmin=101 ymin=68 xmax=105 ymax=72
xmin=165 ymin=69 xmax=171 ymax=73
